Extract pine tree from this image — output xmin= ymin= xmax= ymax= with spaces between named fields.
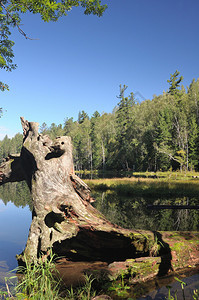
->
xmin=167 ymin=70 xmax=183 ymax=96
xmin=115 ymin=85 xmax=135 ymax=170
xmin=78 ymin=110 xmax=89 ymax=124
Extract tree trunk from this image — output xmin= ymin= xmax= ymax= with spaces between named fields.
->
xmin=0 ymin=118 xmax=153 ymax=264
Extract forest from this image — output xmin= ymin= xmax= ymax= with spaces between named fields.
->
xmin=1 ymin=71 xmax=199 ymax=173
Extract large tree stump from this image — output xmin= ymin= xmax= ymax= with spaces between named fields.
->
xmin=0 ymin=118 xmax=154 ymax=264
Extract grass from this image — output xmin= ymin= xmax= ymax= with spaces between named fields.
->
xmin=1 ymin=252 xmax=199 ymax=300
xmin=0 ymin=253 xmax=62 ymax=300
xmin=108 ymin=273 xmax=130 ymax=298
xmin=76 ymin=169 xmax=199 ymax=180
xmin=84 ymin=172 xmax=199 ymax=198
xmin=65 ymin=274 xmax=96 ymax=300
xmin=0 ymin=254 xmax=98 ymax=300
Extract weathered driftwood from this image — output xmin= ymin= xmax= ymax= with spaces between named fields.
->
xmin=0 ymin=118 xmax=154 ymax=264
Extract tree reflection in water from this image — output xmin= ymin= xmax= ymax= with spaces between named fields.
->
xmin=0 ymin=183 xmax=198 ymax=231
xmin=92 ymin=191 xmax=199 ymax=231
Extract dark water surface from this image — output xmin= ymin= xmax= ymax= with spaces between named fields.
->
xmin=0 ymin=183 xmax=198 ymax=298
xmin=92 ymin=191 xmax=199 ymax=231
xmin=137 ymin=271 xmax=199 ymax=300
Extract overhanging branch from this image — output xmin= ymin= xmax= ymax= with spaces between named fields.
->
xmin=0 ymin=1 xmax=37 ymax=40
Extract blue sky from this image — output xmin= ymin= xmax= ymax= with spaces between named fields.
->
xmin=1 ymin=0 xmax=199 ymax=139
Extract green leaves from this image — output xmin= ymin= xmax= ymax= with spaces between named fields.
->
xmin=0 ymin=81 xmax=9 ymax=91
xmin=7 ymin=0 xmax=107 ymax=22
xmin=81 ymin=0 xmax=107 ymax=17
xmin=0 ymin=53 xmax=6 ymax=66
xmin=0 ymin=2 xmax=18 ymax=91
xmin=0 ymin=12 xmax=16 ymax=71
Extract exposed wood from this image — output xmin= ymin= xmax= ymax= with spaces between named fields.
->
xmin=0 ymin=118 xmax=154 ymax=264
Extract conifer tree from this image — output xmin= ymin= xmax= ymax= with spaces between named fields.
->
xmin=167 ymin=70 xmax=183 ymax=96
xmin=116 ymin=85 xmax=135 ymax=170
xmin=78 ymin=110 xmax=89 ymax=124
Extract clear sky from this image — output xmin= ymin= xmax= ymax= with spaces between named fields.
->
xmin=1 ymin=0 xmax=199 ymax=139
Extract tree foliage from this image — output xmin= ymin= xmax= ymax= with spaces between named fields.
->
xmin=1 ymin=72 xmax=199 ymax=172
xmin=0 ymin=1 xmax=17 ymax=91
xmin=167 ymin=70 xmax=183 ymax=96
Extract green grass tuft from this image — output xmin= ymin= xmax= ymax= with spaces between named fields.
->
xmin=85 ymin=174 xmax=199 ymax=198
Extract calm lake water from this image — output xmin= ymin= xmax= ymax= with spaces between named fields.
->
xmin=92 ymin=191 xmax=199 ymax=232
xmin=0 ymin=199 xmax=31 ymax=289
xmin=0 ymin=183 xmax=199 ymax=298
xmin=137 ymin=272 xmax=199 ymax=300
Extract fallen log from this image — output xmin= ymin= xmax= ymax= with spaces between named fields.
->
xmin=55 ymin=231 xmax=199 ymax=299
xmin=0 ymin=118 xmax=198 ymax=286
xmin=0 ymin=118 xmax=154 ymax=264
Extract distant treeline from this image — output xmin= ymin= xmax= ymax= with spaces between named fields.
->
xmin=1 ymin=72 xmax=199 ymax=172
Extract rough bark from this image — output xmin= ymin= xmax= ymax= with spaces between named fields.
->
xmin=0 ymin=118 xmax=154 ymax=264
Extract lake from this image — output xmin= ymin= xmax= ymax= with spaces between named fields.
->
xmin=0 ymin=182 xmax=198 ymax=298
xmin=92 ymin=191 xmax=199 ymax=231
xmin=0 ymin=198 xmax=31 ymax=290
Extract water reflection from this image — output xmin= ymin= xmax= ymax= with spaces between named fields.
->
xmin=137 ymin=272 xmax=199 ymax=300
xmin=0 ymin=182 xmax=32 ymax=209
xmin=0 ymin=197 xmax=32 ymax=288
xmin=0 ymin=182 xmax=198 ymax=232
xmin=0 ymin=182 xmax=198 ymax=297
xmin=92 ymin=191 xmax=199 ymax=231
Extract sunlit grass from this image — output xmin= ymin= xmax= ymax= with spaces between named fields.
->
xmin=9 ymin=253 xmax=61 ymax=300
xmin=0 ymin=255 xmax=98 ymax=300
xmin=77 ymin=170 xmax=199 ymax=180
xmin=85 ymin=172 xmax=199 ymax=198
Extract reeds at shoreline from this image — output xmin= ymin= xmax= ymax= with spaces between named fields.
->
xmin=85 ymin=173 xmax=199 ymax=198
